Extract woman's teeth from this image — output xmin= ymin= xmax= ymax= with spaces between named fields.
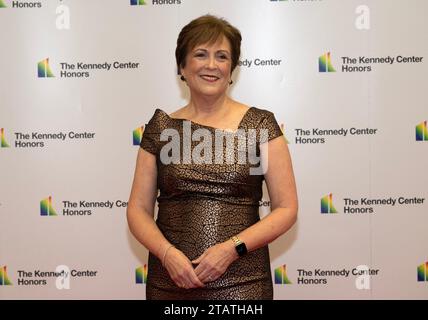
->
xmin=201 ymin=75 xmax=219 ymax=81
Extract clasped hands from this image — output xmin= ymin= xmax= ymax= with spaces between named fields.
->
xmin=163 ymin=241 xmax=238 ymax=289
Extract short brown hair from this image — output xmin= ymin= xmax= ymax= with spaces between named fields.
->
xmin=175 ymin=15 xmax=242 ymax=76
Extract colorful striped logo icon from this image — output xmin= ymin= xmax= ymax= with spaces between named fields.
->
xmin=0 ymin=266 xmax=12 ymax=285
xmin=417 ymin=261 xmax=428 ymax=282
xmin=136 ymin=265 xmax=148 ymax=284
xmin=321 ymin=193 xmax=338 ymax=214
xmin=274 ymin=265 xmax=292 ymax=284
xmin=38 ymin=58 xmax=55 ymax=78
xmin=416 ymin=121 xmax=428 ymax=141
xmin=133 ymin=126 xmax=144 ymax=146
xmin=40 ymin=196 xmax=58 ymax=216
xmin=319 ymin=52 xmax=336 ymax=72
xmin=130 ymin=0 xmax=146 ymax=5
xmin=1 ymin=128 xmax=10 ymax=148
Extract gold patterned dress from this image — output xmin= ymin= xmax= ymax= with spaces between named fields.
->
xmin=140 ymin=107 xmax=283 ymax=300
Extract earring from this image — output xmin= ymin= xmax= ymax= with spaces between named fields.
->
xmin=180 ymin=75 xmax=186 ymax=82
xmin=229 ymin=80 xmax=233 ymax=85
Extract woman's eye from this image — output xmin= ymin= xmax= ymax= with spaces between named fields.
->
xmin=217 ymin=53 xmax=229 ymax=60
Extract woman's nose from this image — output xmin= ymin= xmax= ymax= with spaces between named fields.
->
xmin=206 ymin=55 xmax=217 ymax=69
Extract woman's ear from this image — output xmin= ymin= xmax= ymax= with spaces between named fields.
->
xmin=179 ymin=67 xmax=186 ymax=82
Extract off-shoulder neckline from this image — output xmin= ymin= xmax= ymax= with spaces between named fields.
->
xmin=156 ymin=106 xmax=255 ymax=132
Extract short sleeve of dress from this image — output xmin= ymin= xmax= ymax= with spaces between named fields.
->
xmin=258 ymin=111 xmax=283 ymax=142
xmin=140 ymin=109 xmax=162 ymax=155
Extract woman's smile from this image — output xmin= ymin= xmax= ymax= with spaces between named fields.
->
xmin=200 ymin=74 xmax=220 ymax=82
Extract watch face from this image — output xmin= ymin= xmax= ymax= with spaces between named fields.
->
xmin=236 ymin=243 xmax=247 ymax=256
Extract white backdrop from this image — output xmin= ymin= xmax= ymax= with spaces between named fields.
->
xmin=0 ymin=0 xmax=427 ymax=299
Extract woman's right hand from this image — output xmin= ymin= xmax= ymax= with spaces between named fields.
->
xmin=163 ymin=247 xmax=205 ymax=289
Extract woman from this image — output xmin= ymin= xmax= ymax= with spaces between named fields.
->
xmin=127 ymin=14 xmax=298 ymax=300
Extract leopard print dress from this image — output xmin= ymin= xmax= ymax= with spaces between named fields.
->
xmin=140 ymin=107 xmax=283 ymax=300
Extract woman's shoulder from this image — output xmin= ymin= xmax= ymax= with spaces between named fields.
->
xmin=143 ymin=108 xmax=173 ymax=132
xmin=168 ymin=106 xmax=187 ymax=119
xmin=245 ymin=106 xmax=278 ymax=126
xmin=250 ymin=106 xmax=276 ymax=117
xmin=248 ymin=107 xmax=283 ymax=141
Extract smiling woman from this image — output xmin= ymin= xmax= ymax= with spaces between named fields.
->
xmin=175 ymin=15 xmax=241 ymax=78
xmin=179 ymin=36 xmax=232 ymax=98
xmin=127 ymin=14 xmax=298 ymax=300
xmin=175 ymin=16 xmax=241 ymax=100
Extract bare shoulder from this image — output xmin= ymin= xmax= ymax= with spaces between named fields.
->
xmin=232 ymin=101 xmax=251 ymax=117
xmin=232 ymin=100 xmax=250 ymax=110
xmin=169 ymin=106 xmax=188 ymax=119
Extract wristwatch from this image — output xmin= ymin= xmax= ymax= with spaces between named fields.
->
xmin=231 ymin=236 xmax=247 ymax=257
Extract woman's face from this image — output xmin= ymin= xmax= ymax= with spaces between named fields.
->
xmin=180 ymin=36 xmax=232 ymax=98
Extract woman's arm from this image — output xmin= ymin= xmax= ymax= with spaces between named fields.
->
xmin=234 ymin=135 xmax=298 ymax=251
xmin=127 ymin=148 xmax=168 ymax=259
xmin=127 ymin=148 xmax=204 ymax=289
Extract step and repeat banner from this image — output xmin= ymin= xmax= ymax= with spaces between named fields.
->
xmin=0 ymin=0 xmax=427 ymax=300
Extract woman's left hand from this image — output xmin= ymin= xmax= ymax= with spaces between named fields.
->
xmin=191 ymin=240 xmax=238 ymax=283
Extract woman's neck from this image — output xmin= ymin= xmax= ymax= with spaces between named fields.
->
xmin=186 ymin=93 xmax=233 ymax=120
